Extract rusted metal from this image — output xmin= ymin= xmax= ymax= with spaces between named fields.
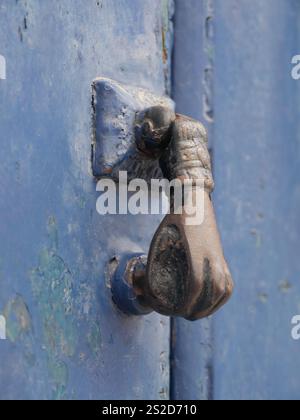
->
xmin=92 ymin=78 xmax=175 ymax=183
xmin=112 ymin=106 xmax=234 ymax=321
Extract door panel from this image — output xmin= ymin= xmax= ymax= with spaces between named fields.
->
xmin=213 ymin=0 xmax=300 ymax=400
xmin=0 ymin=0 xmax=173 ymax=400
xmin=172 ymin=0 xmax=300 ymax=401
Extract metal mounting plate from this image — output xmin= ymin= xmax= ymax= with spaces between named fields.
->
xmin=92 ymin=78 xmax=174 ymax=182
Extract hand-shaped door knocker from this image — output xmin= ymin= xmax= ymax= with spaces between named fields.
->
xmin=92 ymin=79 xmax=233 ymax=321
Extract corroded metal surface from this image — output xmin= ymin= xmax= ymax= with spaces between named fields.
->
xmin=160 ymin=115 xmax=214 ymax=191
xmin=144 ymin=114 xmax=233 ymax=320
xmin=92 ymin=78 xmax=174 ymax=183
xmin=113 ymin=109 xmax=233 ymax=321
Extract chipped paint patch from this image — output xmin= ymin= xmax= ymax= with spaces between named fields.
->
xmin=258 ymin=293 xmax=268 ymax=304
xmin=29 ymin=251 xmax=77 ymax=357
xmin=29 ymin=216 xmax=77 ymax=398
xmin=2 ymin=295 xmax=36 ymax=366
xmin=3 ymin=295 xmax=31 ymax=343
xmin=161 ymin=0 xmax=174 ymax=94
xmin=29 ymin=216 xmax=104 ymax=398
xmin=203 ymin=0 xmax=215 ymax=122
xmin=47 ymin=357 xmax=69 ymax=400
xmin=279 ymin=280 xmax=292 ymax=294
xmin=87 ymin=321 xmax=102 ymax=357
xmin=161 ymin=0 xmax=170 ymax=64
xmin=250 ymin=229 xmax=262 ymax=248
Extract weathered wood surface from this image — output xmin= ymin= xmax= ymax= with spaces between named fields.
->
xmin=172 ymin=0 xmax=300 ymax=401
xmin=213 ymin=0 xmax=300 ymax=400
xmin=0 ymin=0 xmax=174 ymax=400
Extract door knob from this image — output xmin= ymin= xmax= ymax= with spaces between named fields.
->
xmin=92 ymin=78 xmax=233 ymax=321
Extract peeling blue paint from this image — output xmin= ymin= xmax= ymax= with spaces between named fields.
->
xmin=0 ymin=0 xmax=172 ymax=400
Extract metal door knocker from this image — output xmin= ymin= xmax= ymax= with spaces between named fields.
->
xmin=92 ymin=78 xmax=234 ymax=321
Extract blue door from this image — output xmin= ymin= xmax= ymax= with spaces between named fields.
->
xmin=1 ymin=0 xmax=300 ymax=401
xmin=0 ymin=0 xmax=173 ymax=400
xmin=171 ymin=0 xmax=300 ymax=401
